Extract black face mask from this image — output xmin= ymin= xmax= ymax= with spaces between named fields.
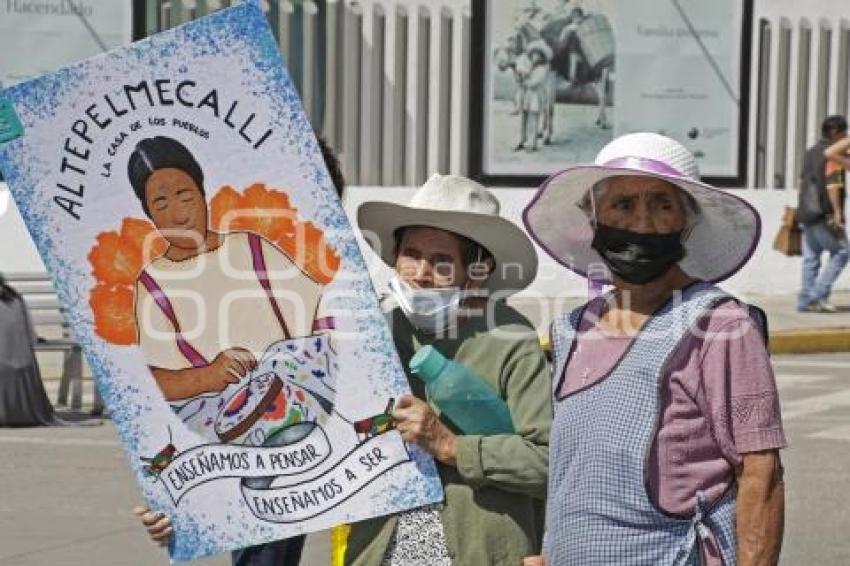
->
xmin=591 ymin=224 xmax=685 ymax=285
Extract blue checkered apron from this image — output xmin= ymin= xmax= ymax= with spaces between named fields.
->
xmin=545 ymin=283 xmax=737 ymax=565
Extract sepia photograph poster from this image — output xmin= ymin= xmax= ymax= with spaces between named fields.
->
xmin=474 ymin=0 xmax=749 ymax=184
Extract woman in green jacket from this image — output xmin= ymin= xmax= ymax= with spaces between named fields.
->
xmin=349 ymin=174 xmax=551 ymax=565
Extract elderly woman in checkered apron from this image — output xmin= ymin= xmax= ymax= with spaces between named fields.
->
xmin=521 ymin=133 xmax=786 ymax=566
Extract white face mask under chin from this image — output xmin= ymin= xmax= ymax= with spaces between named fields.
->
xmin=388 ymin=275 xmax=464 ymax=335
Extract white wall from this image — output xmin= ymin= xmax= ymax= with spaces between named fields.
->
xmin=2 ymin=181 xmax=847 ymax=297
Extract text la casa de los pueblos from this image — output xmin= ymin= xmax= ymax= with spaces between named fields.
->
xmin=53 ymin=78 xmax=275 ymax=220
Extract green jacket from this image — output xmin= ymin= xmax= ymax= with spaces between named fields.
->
xmin=345 ymin=301 xmax=552 ymax=566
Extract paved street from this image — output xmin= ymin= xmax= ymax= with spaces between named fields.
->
xmin=0 ymin=378 xmax=331 ymax=566
xmin=771 ymin=353 xmax=850 ymax=566
xmin=1 ymin=353 xmax=849 ymax=565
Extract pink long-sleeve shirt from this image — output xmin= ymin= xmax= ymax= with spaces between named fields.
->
xmin=559 ymin=298 xmax=786 ymax=565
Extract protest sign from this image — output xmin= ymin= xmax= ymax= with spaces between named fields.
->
xmin=0 ymin=2 xmax=442 ymax=560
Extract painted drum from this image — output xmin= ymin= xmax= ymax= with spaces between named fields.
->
xmin=172 ymin=332 xmax=339 ymax=446
xmin=215 ymin=373 xmax=284 ymax=443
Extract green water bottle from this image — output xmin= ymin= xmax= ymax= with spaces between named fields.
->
xmin=409 ymin=345 xmax=515 ymax=435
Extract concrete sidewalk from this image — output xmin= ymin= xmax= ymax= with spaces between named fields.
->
xmin=742 ymin=291 xmax=850 ymax=354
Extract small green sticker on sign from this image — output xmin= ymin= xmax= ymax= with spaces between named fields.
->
xmin=0 ymin=98 xmax=23 ymax=143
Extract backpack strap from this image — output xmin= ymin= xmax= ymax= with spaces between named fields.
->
xmin=138 ymin=270 xmax=209 ymax=368
xmin=745 ymin=304 xmax=769 ymax=347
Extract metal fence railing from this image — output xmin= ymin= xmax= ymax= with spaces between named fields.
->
xmin=140 ymin=0 xmax=850 ymax=189
xmin=140 ymin=0 xmax=471 ymax=187
xmin=750 ymin=0 xmax=850 ymax=189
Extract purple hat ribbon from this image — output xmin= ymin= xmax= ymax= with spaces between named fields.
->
xmin=601 ymin=156 xmax=687 ymax=179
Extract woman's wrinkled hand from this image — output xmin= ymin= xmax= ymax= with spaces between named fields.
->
xmin=133 ymin=505 xmax=173 ymax=547
xmin=523 ymin=556 xmax=546 ymax=566
xmin=392 ymin=394 xmax=458 ymax=466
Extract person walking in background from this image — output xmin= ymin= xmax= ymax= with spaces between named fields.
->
xmin=797 ymin=115 xmax=849 ymax=313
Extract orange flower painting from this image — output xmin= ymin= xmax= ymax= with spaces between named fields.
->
xmin=209 ymin=183 xmax=340 ymax=284
xmin=88 ymin=183 xmax=340 ymax=346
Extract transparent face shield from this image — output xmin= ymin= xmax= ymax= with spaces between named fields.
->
xmin=388 ymin=276 xmax=463 ymax=335
xmin=583 ymin=183 xmax=606 ymax=296
xmin=389 ymin=245 xmax=490 ymax=334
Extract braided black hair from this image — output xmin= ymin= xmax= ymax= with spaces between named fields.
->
xmin=127 ymin=136 xmax=205 ymax=216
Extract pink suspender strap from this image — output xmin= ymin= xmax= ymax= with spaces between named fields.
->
xmin=312 ymin=316 xmax=335 ymax=332
xmin=248 ymin=233 xmax=292 ymax=340
xmin=138 ymin=270 xmax=209 ymax=368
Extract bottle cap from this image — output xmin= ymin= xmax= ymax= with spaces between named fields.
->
xmin=409 ymin=345 xmax=448 ymax=383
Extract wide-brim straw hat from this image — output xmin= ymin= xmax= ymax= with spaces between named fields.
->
xmin=357 ymin=174 xmax=538 ymax=295
xmin=522 ymin=132 xmax=761 ymax=284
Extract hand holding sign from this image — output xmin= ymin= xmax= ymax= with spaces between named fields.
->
xmin=134 ymin=506 xmax=172 ymax=547
xmin=393 ymin=394 xmax=458 ymax=466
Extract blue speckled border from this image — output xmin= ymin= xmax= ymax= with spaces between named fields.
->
xmin=0 ymin=2 xmax=441 ymax=561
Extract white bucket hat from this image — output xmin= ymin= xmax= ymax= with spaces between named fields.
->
xmin=522 ymin=132 xmax=761 ymax=284
xmin=357 ymin=174 xmax=538 ymax=295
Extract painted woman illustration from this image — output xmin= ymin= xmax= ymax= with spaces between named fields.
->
xmin=128 ymin=136 xmax=337 ymax=446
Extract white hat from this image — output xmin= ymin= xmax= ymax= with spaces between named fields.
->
xmin=357 ymin=174 xmax=538 ymax=295
xmin=522 ymin=132 xmax=761 ymax=283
